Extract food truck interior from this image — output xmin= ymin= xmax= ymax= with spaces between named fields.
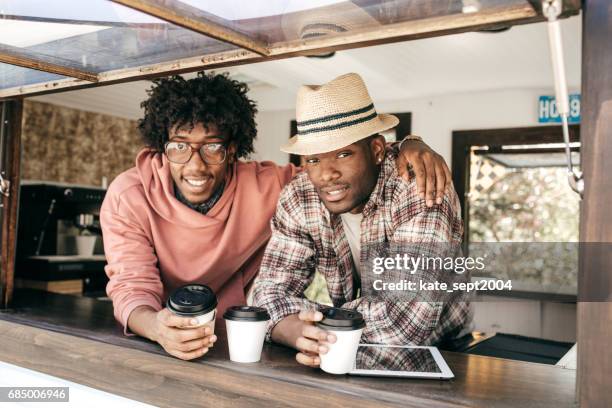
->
xmin=0 ymin=1 xmax=610 ymax=407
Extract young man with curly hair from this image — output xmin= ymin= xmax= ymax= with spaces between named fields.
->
xmin=100 ymin=72 xmax=452 ymax=361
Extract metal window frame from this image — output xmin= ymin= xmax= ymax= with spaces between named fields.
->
xmin=0 ymin=0 xmax=580 ymax=99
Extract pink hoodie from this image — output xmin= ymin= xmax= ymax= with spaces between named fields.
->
xmin=100 ymin=149 xmax=296 ymax=333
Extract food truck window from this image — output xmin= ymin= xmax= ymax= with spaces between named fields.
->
xmin=2 ymin=0 xmax=612 ymax=405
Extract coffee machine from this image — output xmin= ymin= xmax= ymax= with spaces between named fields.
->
xmin=15 ymin=181 xmax=108 ymax=295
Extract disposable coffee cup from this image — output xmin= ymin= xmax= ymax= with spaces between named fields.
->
xmin=75 ymin=235 xmax=97 ymax=256
xmin=223 ymin=306 xmax=270 ymax=363
xmin=167 ymin=284 xmax=218 ymax=330
xmin=315 ymin=307 xmax=366 ymax=374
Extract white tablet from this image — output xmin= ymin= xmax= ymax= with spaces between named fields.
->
xmin=349 ymin=344 xmax=454 ymax=379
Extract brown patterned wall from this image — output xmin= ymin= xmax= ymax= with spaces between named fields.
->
xmin=21 ymin=100 xmax=144 ymax=186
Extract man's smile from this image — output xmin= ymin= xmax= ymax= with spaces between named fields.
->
xmin=183 ymin=176 xmax=212 ymax=193
xmin=320 ymin=184 xmax=350 ymax=202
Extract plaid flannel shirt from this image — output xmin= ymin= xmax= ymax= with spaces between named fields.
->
xmin=252 ymin=152 xmax=471 ymax=345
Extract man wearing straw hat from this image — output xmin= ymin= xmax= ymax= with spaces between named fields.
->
xmin=252 ymin=73 xmax=470 ymax=367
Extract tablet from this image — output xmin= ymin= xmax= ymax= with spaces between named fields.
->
xmin=349 ymin=344 xmax=454 ymax=379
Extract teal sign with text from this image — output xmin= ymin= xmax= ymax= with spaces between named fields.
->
xmin=538 ymin=94 xmax=581 ymax=123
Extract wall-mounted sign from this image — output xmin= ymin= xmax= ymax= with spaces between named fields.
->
xmin=538 ymin=94 xmax=581 ymax=123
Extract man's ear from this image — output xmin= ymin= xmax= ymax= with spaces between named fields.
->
xmin=227 ymin=143 xmax=237 ymax=164
xmin=370 ymin=135 xmax=386 ymax=164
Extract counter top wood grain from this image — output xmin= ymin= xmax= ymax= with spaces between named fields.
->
xmin=0 ymin=290 xmax=576 ymax=407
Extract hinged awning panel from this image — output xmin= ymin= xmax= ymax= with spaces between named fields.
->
xmin=0 ymin=0 xmax=580 ymax=98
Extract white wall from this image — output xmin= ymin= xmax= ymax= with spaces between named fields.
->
xmin=251 ymin=86 xmax=579 ymax=166
xmin=252 ymin=109 xmax=296 ymax=163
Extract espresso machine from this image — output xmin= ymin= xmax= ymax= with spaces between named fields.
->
xmin=15 ymin=181 xmax=108 ymax=295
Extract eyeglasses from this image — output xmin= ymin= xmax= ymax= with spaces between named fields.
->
xmin=164 ymin=141 xmax=227 ymax=165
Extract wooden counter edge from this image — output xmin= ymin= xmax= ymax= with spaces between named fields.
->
xmin=0 ymin=320 xmax=462 ymax=408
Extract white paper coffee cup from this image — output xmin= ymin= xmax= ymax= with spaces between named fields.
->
xmin=224 ymin=306 xmax=270 ymax=363
xmin=184 ymin=308 xmax=216 ymax=330
xmin=319 ymin=328 xmax=364 ymax=374
xmin=315 ymin=307 xmax=366 ymax=375
xmin=167 ymin=284 xmax=218 ymax=332
xmin=75 ymin=235 xmax=97 ymax=256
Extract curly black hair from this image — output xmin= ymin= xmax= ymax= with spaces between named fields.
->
xmin=138 ymin=72 xmax=258 ymax=158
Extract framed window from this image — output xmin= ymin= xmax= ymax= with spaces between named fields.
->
xmin=452 ymin=125 xmax=580 ymax=296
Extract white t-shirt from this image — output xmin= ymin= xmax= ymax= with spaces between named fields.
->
xmin=340 ymin=212 xmax=364 ymax=279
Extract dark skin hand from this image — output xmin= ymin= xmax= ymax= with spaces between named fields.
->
xmin=271 ymin=310 xmax=335 ymax=367
xmin=396 ymin=139 xmax=452 ymax=207
xmin=128 ymin=306 xmax=217 ymax=361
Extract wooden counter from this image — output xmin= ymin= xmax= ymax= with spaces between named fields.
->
xmin=0 ymin=290 xmax=576 ymax=408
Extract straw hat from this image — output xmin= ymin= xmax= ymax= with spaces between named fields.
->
xmin=281 ymin=73 xmax=399 ymax=155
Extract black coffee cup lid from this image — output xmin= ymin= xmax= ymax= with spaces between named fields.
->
xmin=315 ymin=307 xmax=366 ymax=331
xmin=167 ymin=284 xmax=217 ymax=316
xmin=223 ymin=306 xmax=270 ymax=322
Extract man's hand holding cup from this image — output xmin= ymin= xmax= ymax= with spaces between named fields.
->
xmin=152 ymin=307 xmax=217 ymax=360
xmin=159 ymin=283 xmax=218 ymax=361
xmin=294 ymin=309 xmax=337 ymax=367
